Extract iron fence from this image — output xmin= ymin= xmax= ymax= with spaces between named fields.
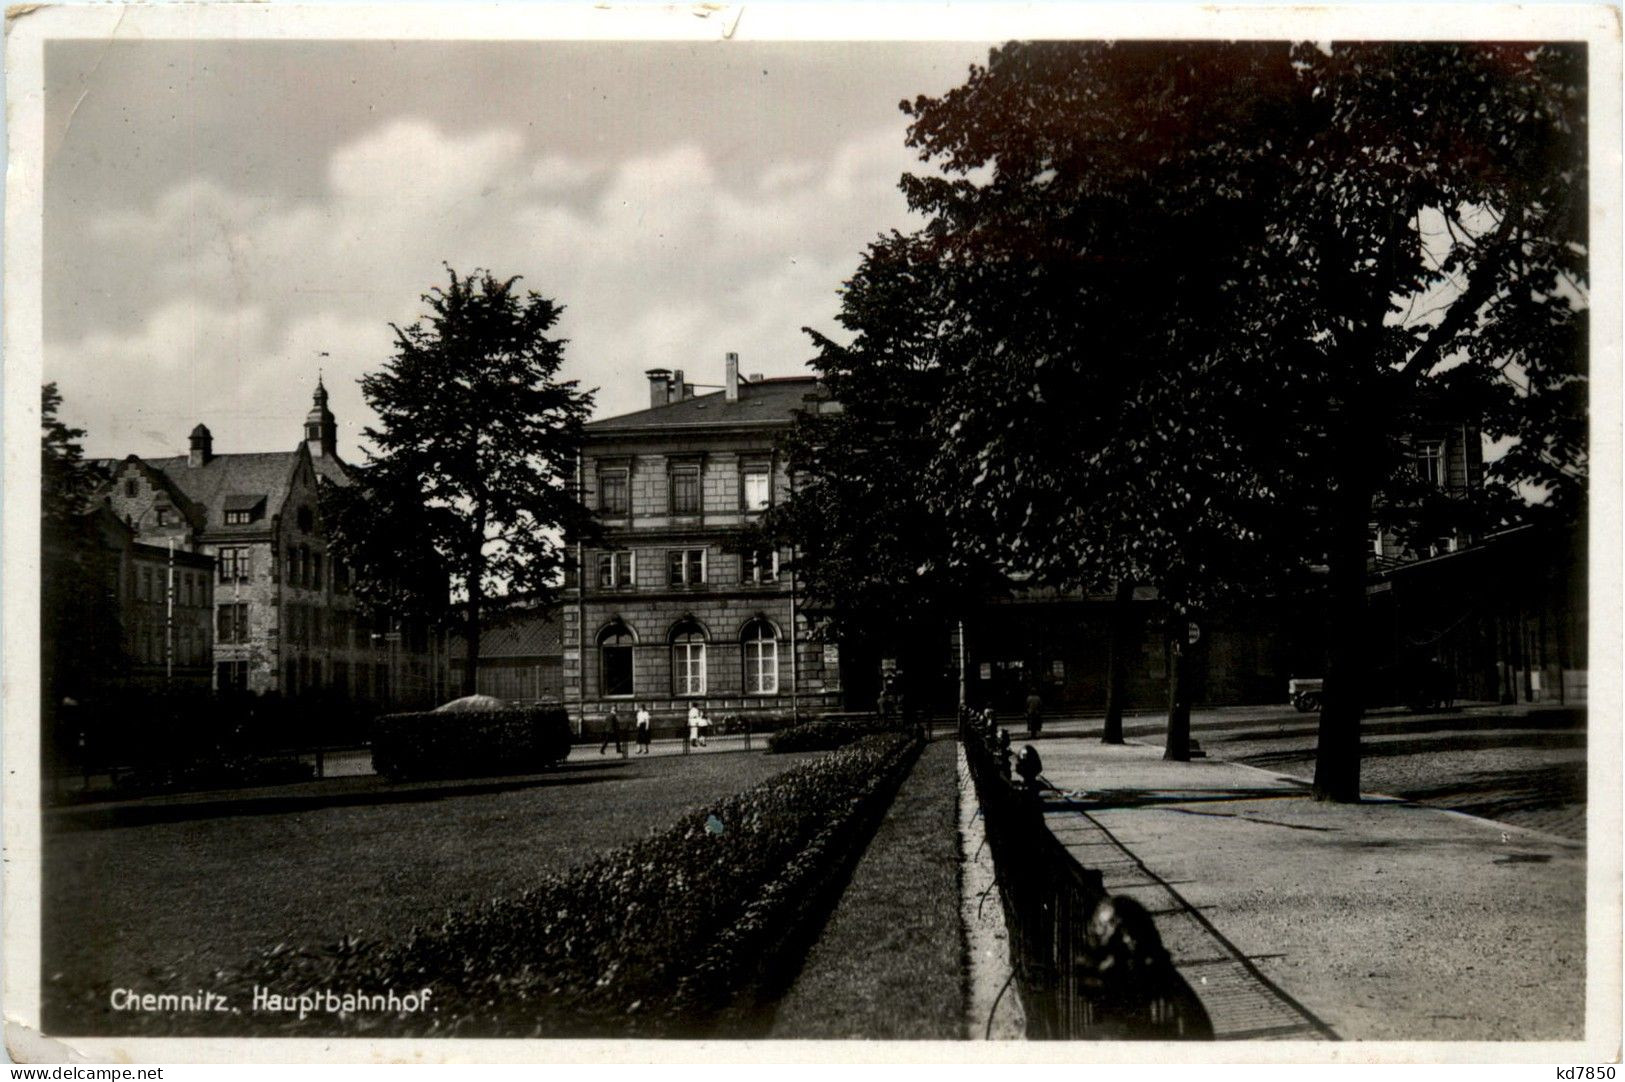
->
xmin=961 ymin=714 xmax=1213 ymax=1040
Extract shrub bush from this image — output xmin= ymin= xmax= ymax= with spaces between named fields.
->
xmin=126 ymin=731 xmax=920 ymax=1038
xmin=371 ymin=703 xmax=572 ymax=781
xmin=767 ymin=714 xmax=903 ymax=754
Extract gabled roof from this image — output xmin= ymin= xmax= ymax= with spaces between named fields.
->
xmin=585 ymin=376 xmax=821 ymax=433
xmin=143 ymin=445 xmax=351 ymax=539
xmin=110 ymin=455 xmax=209 ymax=533
xmin=449 ymin=606 xmax=564 ymax=659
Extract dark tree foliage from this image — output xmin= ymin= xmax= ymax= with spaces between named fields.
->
xmin=41 ymin=384 xmax=127 ymax=765
xmin=325 ymin=267 xmax=596 ymax=696
xmin=808 ymin=42 xmax=1583 ymax=793
xmin=754 ymin=232 xmax=1004 ymax=699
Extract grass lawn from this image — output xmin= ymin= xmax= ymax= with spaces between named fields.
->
xmin=766 ymin=738 xmax=965 ymax=1039
xmin=43 ymin=749 xmax=816 ymax=1034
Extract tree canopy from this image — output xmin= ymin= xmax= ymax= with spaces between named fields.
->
xmin=325 ymin=267 xmax=596 ymax=695
xmin=775 ymin=41 xmax=1586 ymax=794
xmin=41 ymin=383 xmax=126 ymax=720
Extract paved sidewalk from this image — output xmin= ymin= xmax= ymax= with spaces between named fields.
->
xmin=1029 ymin=737 xmax=1585 ymax=1042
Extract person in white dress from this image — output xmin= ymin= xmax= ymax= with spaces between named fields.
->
xmin=635 ymin=705 xmax=652 ymax=755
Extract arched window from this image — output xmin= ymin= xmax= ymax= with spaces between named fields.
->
xmin=741 ymin=618 xmax=779 ymax=695
xmin=670 ymin=618 xmax=707 ymax=697
xmin=598 ymin=621 xmax=636 ymax=698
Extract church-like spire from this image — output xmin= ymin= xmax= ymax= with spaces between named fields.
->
xmin=305 ymin=376 xmax=336 ymax=458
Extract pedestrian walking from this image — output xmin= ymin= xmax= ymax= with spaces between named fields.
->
xmin=600 ymin=706 xmax=625 ymax=755
xmin=697 ymin=704 xmax=711 ymax=747
xmin=635 ymin=704 xmax=652 ymax=754
xmin=688 ymin=703 xmax=702 ymax=749
xmin=1025 ymin=688 xmax=1043 ymax=739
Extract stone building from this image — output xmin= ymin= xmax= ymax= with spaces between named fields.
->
xmin=120 ymin=527 xmax=217 ymax=689
xmin=101 ymin=380 xmax=446 ymax=706
xmin=562 ymin=355 xmax=842 ymax=731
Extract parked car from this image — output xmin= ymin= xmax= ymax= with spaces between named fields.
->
xmin=1288 ymin=677 xmax=1324 ymax=713
xmin=1287 ymin=659 xmax=1454 ymax=714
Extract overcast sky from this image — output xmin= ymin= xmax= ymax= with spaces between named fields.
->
xmin=44 ymin=39 xmax=992 ymax=462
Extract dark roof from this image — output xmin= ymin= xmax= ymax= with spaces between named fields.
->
xmin=448 ymin=607 xmax=564 ymax=660
xmin=146 ymin=446 xmax=350 ymax=539
xmin=585 ymin=376 xmax=820 ymax=433
xmin=132 ymin=540 xmax=214 ymax=568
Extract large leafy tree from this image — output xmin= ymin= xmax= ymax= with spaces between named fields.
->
xmin=41 ymin=384 xmax=126 ymax=761
xmin=326 ymin=267 xmax=596 ymax=696
xmin=888 ymin=41 xmax=1585 ymax=796
xmin=757 ymin=232 xmax=1001 ymax=705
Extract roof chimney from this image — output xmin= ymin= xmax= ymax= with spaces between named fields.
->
xmin=725 ymin=352 xmax=740 ymax=402
xmin=671 ymin=369 xmax=687 ymax=402
xmin=646 ymin=368 xmax=674 ymax=409
xmin=188 ymin=423 xmax=213 ymax=468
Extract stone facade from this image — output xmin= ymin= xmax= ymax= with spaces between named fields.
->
xmin=562 ymin=361 xmax=842 ymax=731
xmin=101 ymin=382 xmax=446 ymax=707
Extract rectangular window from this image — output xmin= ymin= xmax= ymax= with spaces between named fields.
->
xmin=743 ymin=548 xmax=779 ymax=585
xmin=668 ymin=548 xmax=705 ymax=586
xmin=744 ymin=636 xmax=778 ymax=695
xmin=217 ymin=603 xmax=249 ymax=645
xmin=600 ymin=469 xmax=629 ymax=515
xmin=670 ymin=466 xmax=701 ymax=515
xmin=312 ymin=608 xmax=324 ymax=648
xmin=1416 ymin=440 xmax=1446 ymax=487
xmin=742 ymin=467 xmax=771 ymax=511
xmin=217 ymin=660 xmax=249 ymax=692
xmin=223 ymin=510 xmax=251 ymax=525
xmin=673 ymin=640 xmax=706 ymax=696
xmin=597 ymin=551 xmax=634 ymax=589
xmin=155 ymin=506 xmax=175 ymax=526
xmin=218 ymin=546 xmax=251 ymax=583
xmin=286 ymin=548 xmax=298 ymax=584
xmin=313 ymin=553 xmax=324 ymax=589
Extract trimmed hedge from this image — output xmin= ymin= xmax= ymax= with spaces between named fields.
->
xmin=124 ymin=731 xmax=920 ymax=1038
xmin=371 ymin=704 xmax=572 ymax=781
xmin=767 ymin=714 xmax=901 ymax=754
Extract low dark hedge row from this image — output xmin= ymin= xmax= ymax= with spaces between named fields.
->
xmin=767 ymin=714 xmax=902 ymax=754
xmin=113 ymin=731 xmax=920 ymax=1038
xmin=370 ymin=704 xmax=572 ymax=781
xmin=110 ymin=754 xmax=314 ymax=796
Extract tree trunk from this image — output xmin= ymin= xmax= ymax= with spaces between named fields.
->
xmin=1163 ymin=624 xmax=1192 ymax=761
xmin=462 ymin=598 xmax=481 ymax=698
xmin=1312 ymin=466 xmax=1374 ymax=803
xmin=1103 ymin=578 xmax=1136 ymax=744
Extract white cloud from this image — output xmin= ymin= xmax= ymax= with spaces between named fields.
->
xmin=50 ymin=117 xmax=929 ymax=460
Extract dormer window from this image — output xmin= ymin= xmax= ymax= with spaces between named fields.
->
xmin=223 ymin=494 xmax=266 ymax=526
